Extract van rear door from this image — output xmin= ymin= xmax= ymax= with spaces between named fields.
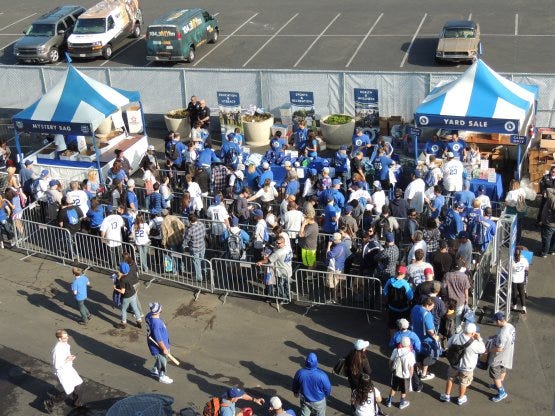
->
xmin=146 ymin=25 xmax=180 ymax=60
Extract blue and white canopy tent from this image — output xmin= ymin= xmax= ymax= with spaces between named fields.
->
xmin=414 ymin=59 xmax=538 ymax=135
xmin=12 ymin=64 xmax=142 ymax=182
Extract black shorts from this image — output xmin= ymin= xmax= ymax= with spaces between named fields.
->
xmin=391 ymin=375 xmax=410 ymax=393
xmin=387 ymin=309 xmax=409 ymax=329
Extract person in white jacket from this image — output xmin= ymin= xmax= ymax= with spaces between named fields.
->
xmin=44 ymin=329 xmax=85 ymax=412
xmin=442 ymin=152 xmax=464 ymax=193
xmin=404 ymin=171 xmax=426 ymax=213
xmin=384 ymin=336 xmax=415 ymax=409
xmin=440 ymin=323 xmax=486 ymax=405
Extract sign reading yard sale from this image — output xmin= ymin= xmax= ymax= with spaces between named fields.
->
xmin=414 ymin=114 xmax=520 ymax=134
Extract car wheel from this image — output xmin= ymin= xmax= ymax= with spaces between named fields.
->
xmin=48 ymin=47 xmax=59 ymax=63
xmin=434 ymin=57 xmax=443 ymax=65
xmin=210 ymin=29 xmax=219 ymax=44
xmin=102 ymin=44 xmax=112 ymax=59
xmin=132 ymin=24 xmax=141 ymax=38
xmin=187 ymin=46 xmax=195 ymax=63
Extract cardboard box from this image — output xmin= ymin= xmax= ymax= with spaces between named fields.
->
xmin=540 ymin=138 xmax=555 ymax=150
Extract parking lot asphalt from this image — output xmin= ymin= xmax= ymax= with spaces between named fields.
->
xmin=0 ymin=0 xmax=553 ymax=72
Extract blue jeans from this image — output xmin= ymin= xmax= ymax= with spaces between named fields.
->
xmin=121 ymin=294 xmax=142 ymax=323
xmin=541 ymin=225 xmax=555 ymax=255
xmin=76 ymin=299 xmax=90 ymax=322
xmin=191 ymin=247 xmax=205 ymax=282
xmin=137 ymin=244 xmax=149 ymax=271
xmin=300 ymin=396 xmax=326 ymax=416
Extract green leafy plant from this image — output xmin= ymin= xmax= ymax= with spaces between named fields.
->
xmin=165 ymin=109 xmax=189 ymax=119
xmin=242 ymin=112 xmax=272 ymax=122
xmin=324 ymin=114 xmax=353 ymax=125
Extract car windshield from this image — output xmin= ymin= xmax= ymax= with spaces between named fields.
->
xmin=25 ymin=23 xmax=56 ymax=36
xmin=73 ymin=18 xmax=106 ymax=34
xmin=443 ymin=27 xmax=476 ymax=39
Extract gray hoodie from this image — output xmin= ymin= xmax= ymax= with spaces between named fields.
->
xmin=541 ymin=188 xmax=555 ymax=227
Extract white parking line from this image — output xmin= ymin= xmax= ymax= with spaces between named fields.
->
xmin=345 ymin=13 xmax=383 ymax=68
xmin=293 ymin=13 xmax=340 ymax=67
xmin=468 ymin=13 xmax=472 ymax=21
xmin=515 ymin=14 xmax=519 ymax=36
xmin=0 ymin=13 xmax=36 ymax=32
xmin=399 ymin=13 xmax=427 ymax=68
xmin=100 ymin=35 xmax=144 ymax=67
xmin=242 ymin=13 xmax=299 ymax=67
xmin=193 ymin=13 xmax=258 ymax=67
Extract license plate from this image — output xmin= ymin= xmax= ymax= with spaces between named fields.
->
xmin=166 ymin=46 xmax=173 ymax=50
xmin=153 ymin=41 xmax=161 ymax=45
xmin=79 ymin=54 xmax=85 ymax=57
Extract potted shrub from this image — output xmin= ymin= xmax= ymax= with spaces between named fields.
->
xmin=320 ymin=114 xmax=355 ymax=149
xmin=164 ymin=109 xmax=190 ymax=137
xmin=241 ymin=112 xmax=274 ymax=147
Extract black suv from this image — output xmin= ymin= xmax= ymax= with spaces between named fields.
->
xmin=13 ymin=5 xmax=86 ymax=64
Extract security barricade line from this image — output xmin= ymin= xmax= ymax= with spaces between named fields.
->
xmin=73 ymin=232 xmax=137 ymax=273
xmin=14 ymin=218 xmax=75 ymax=264
xmin=137 ymin=244 xmax=214 ymax=297
xmin=293 ymin=268 xmax=382 ymax=312
xmin=211 ymin=257 xmax=290 ymax=310
xmin=471 ymin=230 xmax=498 ymax=309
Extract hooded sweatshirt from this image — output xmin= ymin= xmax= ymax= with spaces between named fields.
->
xmin=541 ymin=188 xmax=555 ymax=227
xmin=292 ymin=353 xmax=332 ymax=402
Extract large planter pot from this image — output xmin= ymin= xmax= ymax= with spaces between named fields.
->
xmin=320 ymin=114 xmax=355 ymax=149
xmin=242 ymin=114 xmax=274 ymax=147
xmin=96 ymin=116 xmax=112 ymax=134
xmin=164 ymin=109 xmax=190 ymax=138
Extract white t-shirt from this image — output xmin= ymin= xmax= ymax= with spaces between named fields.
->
xmin=207 ymin=204 xmax=229 ymax=236
xmin=67 ymin=190 xmax=89 ymax=216
xmin=54 ymin=134 xmax=67 ymax=152
xmin=404 ymin=178 xmax=426 ymax=213
xmin=476 ymin=194 xmax=491 ymax=209
xmin=511 ymin=257 xmax=529 ymax=284
xmin=407 ymin=260 xmax=433 ymax=286
xmin=283 ymin=209 xmax=304 ymax=238
xmin=354 ymin=387 xmax=382 ymax=416
xmin=186 ymin=181 xmax=203 ymax=211
xmin=133 ymin=222 xmax=151 ymax=246
xmin=442 ymin=159 xmax=464 ymax=192
xmin=372 ymin=190 xmax=386 ymax=214
xmin=100 ymin=214 xmax=125 ymax=247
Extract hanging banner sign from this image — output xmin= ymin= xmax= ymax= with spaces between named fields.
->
xmin=217 ymin=91 xmax=241 ymax=129
xmin=354 ymin=88 xmax=379 ymax=138
xmin=289 ymin=91 xmax=315 ymax=127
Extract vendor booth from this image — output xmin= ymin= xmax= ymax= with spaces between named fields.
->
xmin=12 ymin=65 xmax=148 ymax=183
xmin=414 ymin=59 xmax=538 ymax=180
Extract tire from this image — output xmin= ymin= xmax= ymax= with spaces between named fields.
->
xmin=132 ymin=24 xmax=141 ymax=38
xmin=48 ymin=47 xmax=59 ymax=63
xmin=186 ymin=46 xmax=195 ymax=63
xmin=209 ymin=29 xmax=219 ymax=44
xmin=102 ymin=44 xmax=112 ymax=60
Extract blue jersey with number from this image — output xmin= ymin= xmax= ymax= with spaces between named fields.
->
xmin=373 ymin=155 xmax=393 ymax=181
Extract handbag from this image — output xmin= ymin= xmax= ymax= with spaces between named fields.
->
xmin=333 ymin=357 xmax=348 ymax=377
xmin=164 ymin=254 xmax=173 ymax=273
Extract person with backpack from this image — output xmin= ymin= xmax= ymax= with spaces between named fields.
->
xmin=228 ymin=164 xmax=245 ymax=199
xmin=32 ymin=169 xmax=50 ymax=202
xmin=58 ymin=196 xmax=85 ymax=235
xmin=384 ymin=336 xmax=415 ymax=410
xmin=223 ymin=217 xmax=249 ymax=260
xmin=204 ymin=387 xmax=264 ymax=416
xmin=440 ymin=323 xmax=485 ymax=405
xmin=256 ymin=235 xmax=293 ymax=303
xmin=383 ymin=266 xmax=414 ymax=338
xmin=166 ymin=133 xmax=186 ymax=170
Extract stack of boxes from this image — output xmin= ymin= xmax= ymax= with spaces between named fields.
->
xmin=528 ymin=130 xmax=555 ymax=193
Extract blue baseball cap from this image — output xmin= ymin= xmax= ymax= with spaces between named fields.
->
xmin=213 ymin=195 xmax=222 ymax=205
xmin=332 ymin=178 xmax=341 ymax=186
xmin=119 ymin=262 xmax=130 ymax=274
xmin=227 ymin=387 xmax=245 ymax=399
xmin=309 ymin=168 xmax=317 ymax=176
xmin=253 ymin=209 xmax=263 ymax=218
xmin=339 ymin=145 xmax=348 ymax=150
xmin=493 ymin=311 xmax=506 ymax=321
xmin=230 ymin=216 xmax=239 ymax=226
xmin=344 ymin=205 xmax=353 ymax=214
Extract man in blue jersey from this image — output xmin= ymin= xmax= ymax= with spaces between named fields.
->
xmin=373 ymin=147 xmax=394 ymax=189
xmin=145 ymin=302 xmax=173 ymax=384
xmin=444 ymin=132 xmax=467 ymax=161
xmin=424 ymin=134 xmax=444 ymax=159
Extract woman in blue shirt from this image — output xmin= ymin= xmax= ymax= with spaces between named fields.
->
xmin=0 ymin=194 xmax=14 ymax=246
xmin=86 ymin=197 xmax=105 ymax=236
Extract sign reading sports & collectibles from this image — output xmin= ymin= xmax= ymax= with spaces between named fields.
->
xmin=13 ymin=119 xmax=91 ymax=135
xmin=415 ymin=114 xmax=520 ymax=134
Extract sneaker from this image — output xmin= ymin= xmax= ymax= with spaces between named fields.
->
xmin=159 ymin=374 xmax=173 ymax=384
xmin=44 ymin=399 xmax=53 ymax=413
xmin=115 ymin=323 xmax=127 ymax=329
xmin=541 ymin=253 xmax=548 ymax=258
xmin=399 ymin=400 xmax=410 ymax=410
xmin=439 ymin=394 xmax=450 ymax=402
xmin=457 ymin=395 xmax=468 ymax=405
xmin=0 ymin=241 xmax=4 ymax=249
xmin=150 ymin=367 xmax=159 ymax=377
xmin=521 ymin=306 xmax=527 ymax=314
xmin=87 ymin=315 xmax=93 ymax=321
xmin=491 ymin=391 xmax=508 ymax=402
xmin=78 ymin=321 xmax=87 ymax=326
xmin=279 ymin=300 xmax=290 ymax=305
xmin=384 ymin=397 xmax=392 ymax=407
xmin=421 ymin=373 xmax=435 ymax=381
xmin=136 ymin=321 xmax=142 ymax=329
xmin=414 ymin=384 xmax=423 ymax=393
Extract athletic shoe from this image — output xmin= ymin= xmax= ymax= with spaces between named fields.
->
xmin=87 ymin=315 xmax=93 ymax=321
xmin=159 ymin=375 xmax=173 ymax=384
xmin=414 ymin=384 xmax=423 ymax=393
xmin=491 ymin=392 xmax=508 ymax=402
xmin=0 ymin=241 xmax=4 ymax=249
xmin=150 ymin=367 xmax=159 ymax=377
xmin=421 ymin=373 xmax=435 ymax=381
xmin=457 ymin=395 xmax=468 ymax=405
xmin=521 ymin=306 xmax=527 ymax=314
xmin=115 ymin=323 xmax=126 ymax=329
xmin=384 ymin=397 xmax=392 ymax=407
xmin=78 ymin=321 xmax=87 ymax=326
xmin=439 ymin=394 xmax=450 ymax=402
xmin=136 ymin=321 xmax=142 ymax=329
xmin=43 ymin=399 xmax=53 ymax=413
xmin=399 ymin=400 xmax=410 ymax=410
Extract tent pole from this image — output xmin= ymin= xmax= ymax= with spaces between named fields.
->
xmin=13 ymin=125 xmax=23 ymax=168
xmin=414 ymin=133 xmax=419 ymax=165
xmin=91 ymin=124 xmax=103 ymax=186
xmin=516 ymin=144 xmax=522 ymax=181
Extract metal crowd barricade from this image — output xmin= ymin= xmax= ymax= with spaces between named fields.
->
xmin=138 ymin=244 xmax=213 ymax=299
xmin=293 ymin=268 xmax=382 ymax=312
xmin=471 ymin=230 xmax=498 ymax=309
xmin=14 ymin=217 xmax=74 ymax=263
xmin=21 ymin=202 xmax=47 ymax=223
xmin=211 ymin=257 xmax=290 ymax=310
xmin=73 ymin=232 xmax=137 ymax=273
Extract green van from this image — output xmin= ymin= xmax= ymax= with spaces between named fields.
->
xmin=146 ymin=8 xmax=218 ymax=63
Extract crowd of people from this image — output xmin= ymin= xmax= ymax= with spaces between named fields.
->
xmin=0 ymin=113 xmax=536 ymax=414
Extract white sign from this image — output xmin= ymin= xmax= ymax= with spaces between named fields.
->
xmin=487 ymin=168 xmax=497 ymax=183
xmin=480 ymin=159 xmax=489 ymax=170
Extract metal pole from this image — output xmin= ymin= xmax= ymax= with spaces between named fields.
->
xmin=516 ymin=144 xmax=522 ymax=180
xmin=414 ymin=133 xmax=419 ymax=165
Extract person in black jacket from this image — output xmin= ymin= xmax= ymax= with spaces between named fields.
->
xmin=537 ymin=166 xmax=555 ymax=223
xmin=345 ymin=339 xmax=372 ymax=391
xmin=389 ymin=187 xmax=409 ymax=219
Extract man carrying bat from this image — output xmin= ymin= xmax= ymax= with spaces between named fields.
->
xmin=145 ymin=302 xmax=174 ymax=384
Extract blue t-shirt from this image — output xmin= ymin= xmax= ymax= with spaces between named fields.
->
xmin=87 ymin=206 xmax=105 ymax=229
xmin=389 ymin=329 xmax=422 ymax=353
xmin=326 ymin=241 xmax=348 ymax=271
xmin=258 ymin=170 xmax=274 ymax=188
xmin=295 ymin=128 xmax=308 ymax=151
xmin=446 ymin=139 xmax=466 ymax=159
xmin=126 ymin=190 xmax=139 ymax=210
xmin=352 ymin=133 xmax=370 ymax=148
xmin=453 ymin=190 xmax=476 ymax=208
xmin=332 ymin=189 xmax=345 ymax=210
xmin=307 ymin=138 xmax=318 ymax=157
xmin=373 ymin=155 xmax=393 ymax=181
xmin=0 ymin=201 xmax=9 ymax=221
xmin=149 ymin=192 xmax=164 ymax=215
xmin=145 ymin=312 xmax=170 ymax=356
xmin=245 ymin=170 xmax=259 ymax=190
xmin=322 ymin=205 xmax=339 ymax=234
xmin=430 ymin=195 xmax=445 ymax=219
xmin=441 ymin=208 xmax=463 ymax=240
xmin=285 ymin=180 xmax=300 ymax=197
xmin=197 ymin=148 xmax=220 ymax=167
xmin=410 ymin=305 xmax=435 ymax=341
xmin=71 ymin=274 xmax=89 ymax=301
xmin=425 ymin=140 xmax=444 ymax=157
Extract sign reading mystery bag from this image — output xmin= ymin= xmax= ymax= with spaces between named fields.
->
xmin=289 ymin=91 xmax=315 ymax=128
xmin=217 ymin=91 xmax=242 ymax=129
xmin=354 ymin=88 xmax=379 ymax=130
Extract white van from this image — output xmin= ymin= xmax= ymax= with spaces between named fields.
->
xmin=67 ymin=0 xmax=142 ymax=59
